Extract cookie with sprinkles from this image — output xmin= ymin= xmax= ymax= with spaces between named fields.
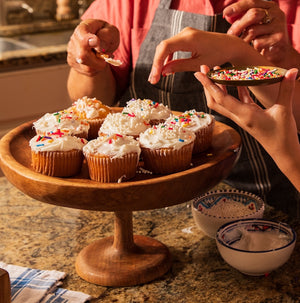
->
xmin=208 ymin=66 xmax=286 ymax=86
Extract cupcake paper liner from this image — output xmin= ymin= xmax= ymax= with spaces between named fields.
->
xmin=141 ymin=141 xmax=194 ymax=174
xmin=31 ymin=150 xmax=83 ymax=177
xmin=193 ymin=120 xmax=215 ymax=154
xmin=85 ymin=152 xmax=139 ymax=183
xmin=87 ymin=118 xmax=105 ymax=140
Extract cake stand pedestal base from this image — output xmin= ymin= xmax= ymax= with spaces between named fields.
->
xmin=75 ymin=211 xmax=172 ymax=286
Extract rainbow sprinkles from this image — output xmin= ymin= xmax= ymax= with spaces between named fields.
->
xmin=208 ymin=66 xmax=286 ymax=86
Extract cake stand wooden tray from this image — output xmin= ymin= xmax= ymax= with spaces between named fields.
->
xmin=0 ymin=119 xmax=241 ymax=287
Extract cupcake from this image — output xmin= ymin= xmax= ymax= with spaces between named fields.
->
xmin=138 ymin=123 xmax=195 ymax=174
xmin=33 ymin=110 xmax=90 ymax=139
xmin=123 ymin=98 xmax=172 ymax=125
xmin=29 ymin=131 xmax=87 ymax=177
xmin=166 ymin=110 xmax=215 ymax=153
xmin=83 ymin=134 xmax=141 ymax=183
xmin=68 ymin=96 xmax=111 ymax=139
xmin=99 ymin=112 xmax=150 ymax=138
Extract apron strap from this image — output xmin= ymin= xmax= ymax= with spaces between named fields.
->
xmin=158 ymin=0 xmax=172 ymax=9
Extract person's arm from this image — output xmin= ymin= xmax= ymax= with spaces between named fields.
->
xmin=66 ymin=19 xmax=120 ymax=105
xmin=148 ymin=27 xmax=300 ymax=129
xmin=223 ymin=0 xmax=300 ymax=70
xmin=195 ymin=66 xmax=300 ymax=191
xmin=67 ymin=65 xmax=116 ymax=106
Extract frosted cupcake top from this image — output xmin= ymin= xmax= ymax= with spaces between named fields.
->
xmin=165 ymin=110 xmax=215 ymax=132
xmin=83 ymin=134 xmax=141 ymax=159
xmin=139 ymin=123 xmax=195 ymax=150
xmin=29 ymin=132 xmax=87 ymax=152
xmin=123 ymin=98 xmax=172 ymax=121
xmin=33 ymin=110 xmax=90 ymax=136
xmin=68 ymin=96 xmax=111 ymax=119
xmin=99 ymin=112 xmax=150 ymax=137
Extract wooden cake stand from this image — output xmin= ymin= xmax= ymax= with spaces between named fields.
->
xmin=0 ymin=119 xmax=241 ymax=287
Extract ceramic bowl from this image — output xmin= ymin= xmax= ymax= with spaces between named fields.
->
xmin=216 ymin=219 xmax=296 ymax=276
xmin=191 ymin=189 xmax=264 ymax=238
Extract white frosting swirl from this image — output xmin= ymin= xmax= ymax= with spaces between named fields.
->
xmin=69 ymin=96 xmax=111 ymax=119
xmin=33 ymin=111 xmax=90 ymax=136
xmin=166 ymin=110 xmax=215 ymax=132
xmin=29 ymin=134 xmax=87 ymax=152
xmin=83 ymin=134 xmax=141 ymax=159
xmin=99 ymin=112 xmax=150 ymax=136
xmin=138 ymin=123 xmax=195 ymax=150
xmin=123 ymin=98 xmax=172 ymax=121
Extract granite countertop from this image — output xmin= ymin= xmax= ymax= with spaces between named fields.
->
xmin=0 ymin=176 xmax=300 ymax=302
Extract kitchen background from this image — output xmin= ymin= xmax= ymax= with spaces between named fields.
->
xmin=0 ymin=0 xmax=93 ymax=176
xmin=0 ymin=0 xmax=94 ymax=138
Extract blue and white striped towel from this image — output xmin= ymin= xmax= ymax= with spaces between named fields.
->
xmin=0 ymin=262 xmax=93 ymax=303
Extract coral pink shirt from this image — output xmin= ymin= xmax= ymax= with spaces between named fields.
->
xmin=83 ymin=0 xmax=300 ymax=91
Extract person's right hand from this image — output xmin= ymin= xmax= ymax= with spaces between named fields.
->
xmin=223 ymin=0 xmax=291 ymax=65
xmin=67 ymin=19 xmax=120 ymax=76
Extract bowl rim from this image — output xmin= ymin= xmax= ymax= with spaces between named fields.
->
xmin=192 ymin=189 xmax=265 ymax=219
xmin=215 ymin=218 xmax=297 ymax=253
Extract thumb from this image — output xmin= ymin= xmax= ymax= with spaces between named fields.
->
xmin=276 ymin=68 xmax=298 ymax=110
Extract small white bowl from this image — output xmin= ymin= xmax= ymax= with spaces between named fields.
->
xmin=216 ymin=219 xmax=296 ymax=276
xmin=192 ymin=189 xmax=265 ymax=238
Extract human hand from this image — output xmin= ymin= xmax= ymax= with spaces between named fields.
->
xmin=67 ymin=19 xmax=120 ymax=76
xmin=148 ymin=27 xmax=240 ymax=84
xmin=195 ymin=65 xmax=299 ymax=161
xmin=223 ymin=0 xmax=291 ymax=65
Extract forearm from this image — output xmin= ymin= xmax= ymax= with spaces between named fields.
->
xmin=250 ymin=82 xmax=300 ymax=130
xmin=272 ymin=145 xmax=300 ymax=192
xmin=228 ymin=38 xmax=300 ymax=129
xmin=67 ymin=65 xmax=116 ymax=106
xmin=275 ymin=46 xmax=300 ymax=71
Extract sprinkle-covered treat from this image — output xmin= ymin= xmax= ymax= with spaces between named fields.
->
xmin=33 ymin=110 xmax=90 ymax=139
xmin=166 ymin=110 xmax=215 ymax=153
xmin=208 ymin=66 xmax=285 ymax=86
xmin=99 ymin=112 xmax=150 ymax=138
xmin=83 ymin=134 xmax=141 ymax=182
xmin=123 ymin=98 xmax=172 ymax=125
xmin=68 ymin=96 xmax=111 ymax=140
xmin=139 ymin=123 xmax=195 ymax=174
xmin=29 ymin=133 xmax=87 ymax=177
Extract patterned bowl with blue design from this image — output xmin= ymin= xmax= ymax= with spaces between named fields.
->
xmin=191 ymin=189 xmax=265 ymax=238
xmin=216 ymin=219 xmax=296 ymax=276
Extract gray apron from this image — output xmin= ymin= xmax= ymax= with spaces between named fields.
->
xmin=119 ymin=0 xmax=300 ymax=217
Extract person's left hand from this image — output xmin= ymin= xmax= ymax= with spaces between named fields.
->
xmin=223 ymin=0 xmax=291 ymax=65
xmin=194 ymin=65 xmax=299 ymax=160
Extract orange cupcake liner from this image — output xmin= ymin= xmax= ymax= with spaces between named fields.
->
xmin=87 ymin=118 xmax=105 ymax=140
xmin=141 ymin=141 xmax=194 ymax=174
xmin=31 ymin=150 xmax=83 ymax=177
xmin=85 ymin=152 xmax=139 ymax=183
xmin=193 ymin=120 xmax=215 ymax=154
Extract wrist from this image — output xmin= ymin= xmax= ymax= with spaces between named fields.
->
xmin=228 ymin=37 xmax=269 ymax=66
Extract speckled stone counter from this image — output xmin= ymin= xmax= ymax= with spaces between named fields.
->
xmin=0 ymin=176 xmax=300 ymax=302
